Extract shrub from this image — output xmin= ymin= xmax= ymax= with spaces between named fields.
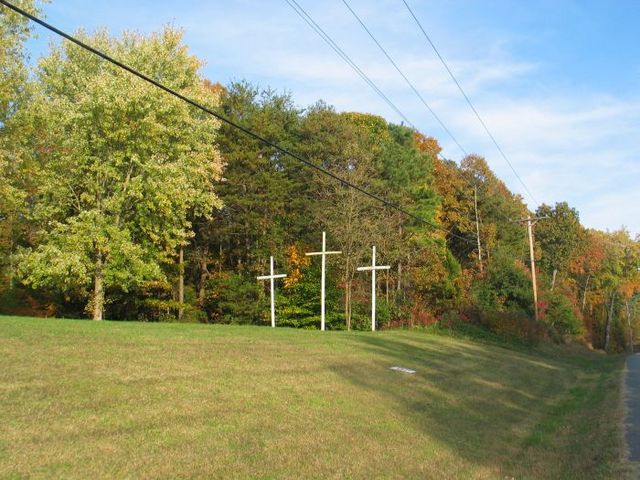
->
xmin=540 ymin=292 xmax=582 ymax=340
xmin=350 ymin=311 xmax=374 ymax=331
xmin=482 ymin=310 xmax=543 ymax=344
xmin=104 ymin=280 xmax=174 ymax=322
xmin=409 ymin=247 xmax=462 ymax=315
xmin=278 ymin=261 xmax=344 ymax=329
xmin=0 ymin=286 xmax=61 ymax=317
xmin=459 ymin=306 xmax=543 ymax=345
xmin=202 ymin=272 xmax=262 ymax=324
xmin=472 ymin=252 xmax=533 ymax=315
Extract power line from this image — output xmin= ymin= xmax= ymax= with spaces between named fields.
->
xmin=0 ymin=0 xmax=475 ymax=245
xmin=337 ymin=0 xmax=520 ymax=230
xmin=285 ymin=1 xmax=517 ymax=232
xmin=288 ymin=0 xmax=521 ymax=255
xmin=340 ymin=0 xmax=467 ymax=157
xmin=285 ymin=0 xmax=482 ymax=232
xmin=401 ymin=0 xmax=539 ymax=206
xmin=284 ymin=0 xmax=416 ymax=129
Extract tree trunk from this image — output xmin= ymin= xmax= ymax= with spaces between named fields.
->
xmin=93 ymin=253 xmax=104 ymax=321
xmin=198 ymin=246 xmax=209 ymax=306
xmin=581 ymin=274 xmax=590 ymax=313
xmin=397 ymin=225 xmax=403 ymax=292
xmin=385 ymin=271 xmax=389 ymax=303
xmin=550 ymin=268 xmax=558 ymax=291
xmin=604 ymin=291 xmax=616 ymax=352
xmin=178 ymin=246 xmax=184 ymax=320
xmin=9 ymin=235 xmax=15 ymax=290
xmin=474 ymin=186 xmax=483 ymax=273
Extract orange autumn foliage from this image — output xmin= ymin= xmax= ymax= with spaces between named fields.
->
xmin=283 ymin=244 xmax=310 ymax=288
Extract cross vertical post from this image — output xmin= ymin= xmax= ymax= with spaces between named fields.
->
xmin=321 ymin=237 xmax=325 ymax=328
xmin=372 ymin=246 xmax=377 ymax=329
xmin=257 ymin=256 xmax=287 ymax=328
xmin=306 ymin=231 xmax=341 ymax=331
xmin=270 ymin=256 xmax=276 ymax=327
xmin=357 ymin=246 xmax=390 ymax=331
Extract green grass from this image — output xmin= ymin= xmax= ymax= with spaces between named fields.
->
xmin=0 ymin=316 xmax=631 ymax=479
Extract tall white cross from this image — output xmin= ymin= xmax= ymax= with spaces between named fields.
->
xmin=357 ymin=246 xmax=390 ymax=331
xmin=257 ymin=256 xmax=287 ymax=328
xmin=306 ymin=231 xmax=342 ymax=331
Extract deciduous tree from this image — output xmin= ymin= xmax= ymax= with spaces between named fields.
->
xmin=15 ymin=27 xmax=223 ymax=320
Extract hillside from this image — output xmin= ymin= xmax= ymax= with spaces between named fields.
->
xmin=0 ymin=316 xmax=631 ymax=479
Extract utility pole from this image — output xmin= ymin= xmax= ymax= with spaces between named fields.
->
xmin=513 ymin=216 xmax=548 ymax=322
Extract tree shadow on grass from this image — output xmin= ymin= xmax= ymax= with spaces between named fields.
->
xmin=327 ymin=333 xmax=598 ymax=478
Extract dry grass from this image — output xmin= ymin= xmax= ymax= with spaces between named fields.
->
xmin=0 ymin=316 xmax=631 ymax=479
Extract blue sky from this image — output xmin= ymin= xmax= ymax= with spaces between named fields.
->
xmin=23 ymin=0 xmax=640 ymax=235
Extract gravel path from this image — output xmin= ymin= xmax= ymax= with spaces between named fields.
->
xmin=627 ymin=354 xmax=640 ymax=462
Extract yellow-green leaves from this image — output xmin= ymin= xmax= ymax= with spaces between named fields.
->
xmin=16 ymin=26 xmax=224 ymax=317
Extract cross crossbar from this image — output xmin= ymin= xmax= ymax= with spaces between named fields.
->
xmin=356 ymin=265 xmax=391 ymax=271
xmin=306 ymin=251 xmax=342 ymax=256
xmin=256 ymin=274 xmax=287 ymax=280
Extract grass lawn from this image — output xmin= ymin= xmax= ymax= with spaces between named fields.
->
xmin=0 ymin=316 xmax=631 ymax=479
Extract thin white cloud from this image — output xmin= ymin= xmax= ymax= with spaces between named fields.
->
xmin=37 ymin=0 xmax=640 ymax=235
xmin=188 ymin=2 xmax=640 ymax=236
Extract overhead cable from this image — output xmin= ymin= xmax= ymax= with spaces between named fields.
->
xmin=401 ymin=0 xmax=539 ymax=205
xmin=341 ymin=0 xmax=467 ymax=157
xmin=0 ymin=0 xmax=475 ymax=244
xmin=284 ymin=0 xmax=416 ymax=129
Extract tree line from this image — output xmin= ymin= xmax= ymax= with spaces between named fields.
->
xmin=1 ymin=3 xmax=639 ymax=351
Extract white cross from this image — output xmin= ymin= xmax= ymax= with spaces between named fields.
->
xmin=306 ymin=231 xmax=342 ymax=331
xmin=257 ymin=256 xmax=287 ymax=328
xmin=356 ymin=246 xmax=390 ymax=331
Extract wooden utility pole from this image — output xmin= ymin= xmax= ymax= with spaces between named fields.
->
xmin=514 ymin=216 xmax=547 ymax=322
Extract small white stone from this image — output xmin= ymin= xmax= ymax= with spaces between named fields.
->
xmin=390 ymin=366 xmax=416 ymax=374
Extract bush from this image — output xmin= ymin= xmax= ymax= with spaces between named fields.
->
xmin=277 ymin=263 xmax=320 ymax=328
xmin=409 ymin=247 xmax=462 ymax=315
xmin=460 ymin=306 xmax=543 ymax=345
xmin=473 ymin=252 xmax=533 ymax=315
xmin=374 ymin=298 xmax=392 ymax=328
xmin=277 ymin=261 xmax=345 ymax=329
xmin=350 ymin=311 xmax=374 ymax=331
xmin=277 ymin=312 xmax=347 ymax=330
xmin=540 ymin=292 xmax=582 ymax=341
xmin=202 ymin=272 xmax=262 ymax=324
xmin=482 ymin=310 xmax=543 ymax=344
xmin=0 ymin=285 xmax=61 ymax=317
xmin=103 ymin=280 xmax=174 ymax=322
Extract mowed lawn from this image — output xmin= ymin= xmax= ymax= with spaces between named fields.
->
xmin=0 ymin=316 xmax=631 ymax=479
